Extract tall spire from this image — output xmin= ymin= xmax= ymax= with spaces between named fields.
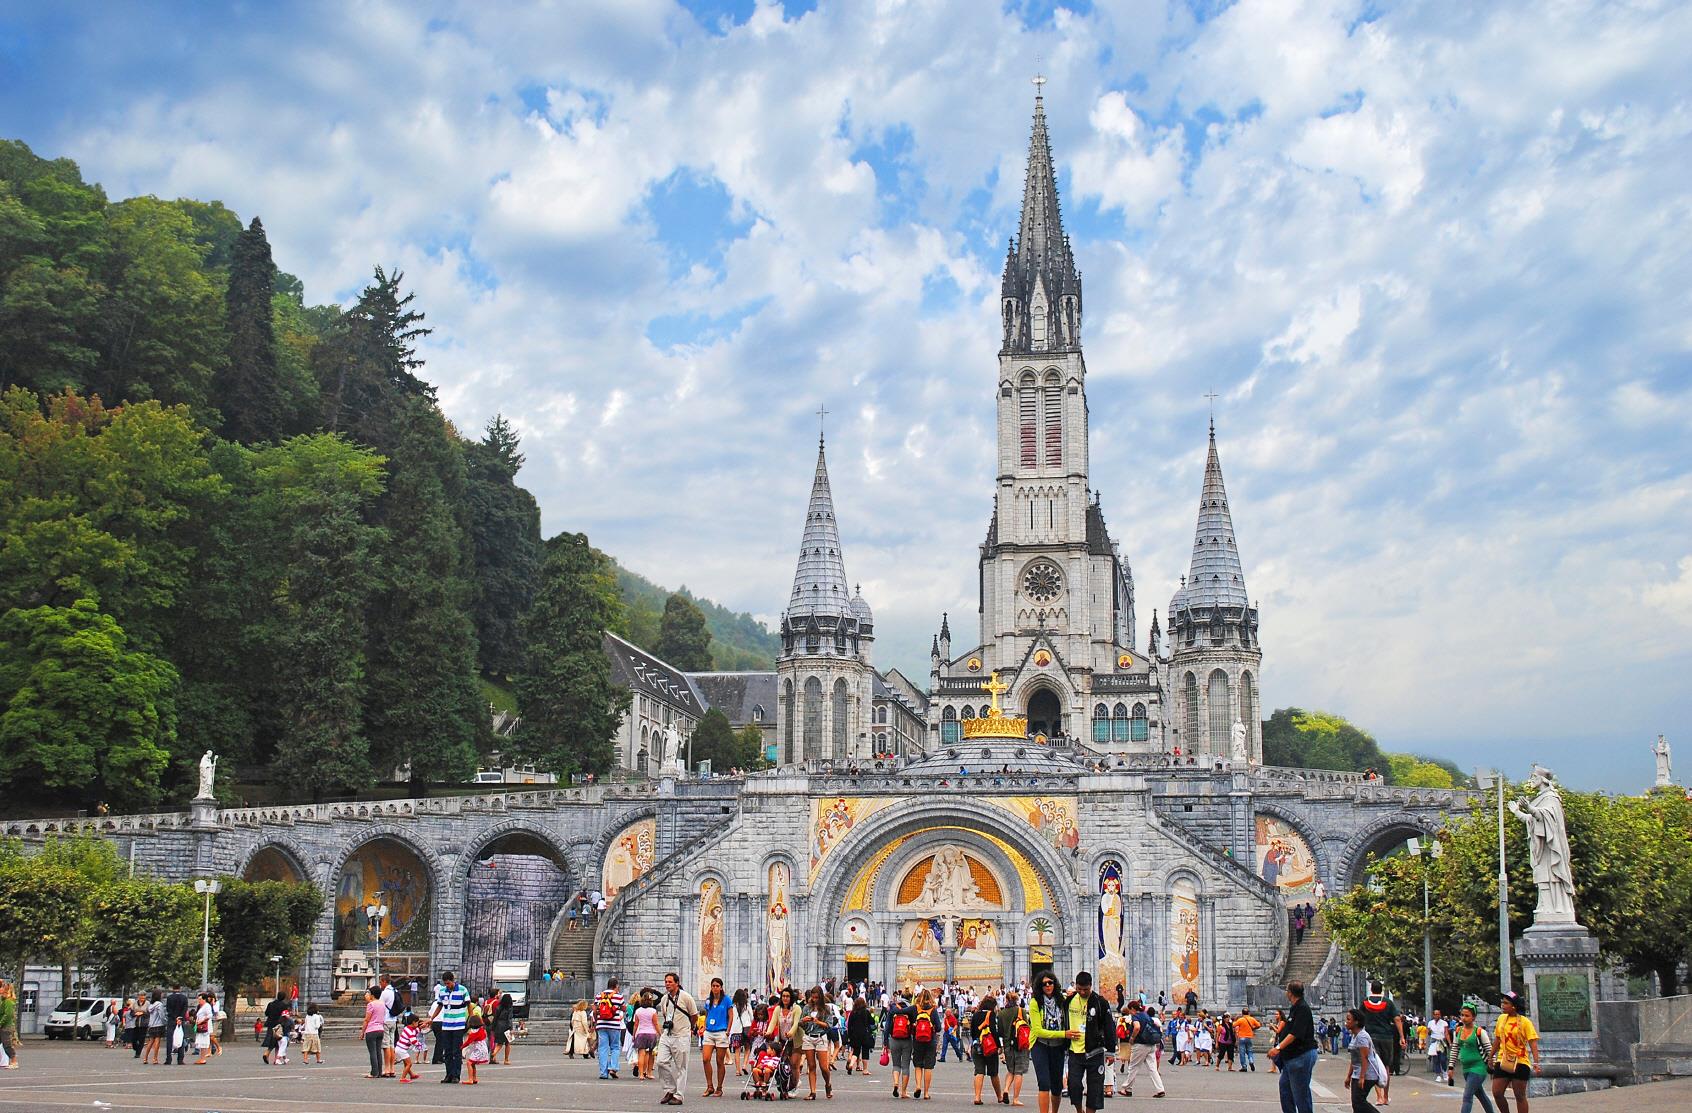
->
xmin=1002 ymin=76 xmax=1081 ymax=354
xmin=785 ymin=433 xmax=852 ymax=620
xmin=1173 ymin=423 xmax=1249 ymax=610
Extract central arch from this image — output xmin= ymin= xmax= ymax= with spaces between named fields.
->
xmin=460 ymin=825 xmax=575 ymax=998
xmin=1025 ymin=687 xmax=1062 ymax=739
xmin=809 ymin=796 xmax=1083 ymax=991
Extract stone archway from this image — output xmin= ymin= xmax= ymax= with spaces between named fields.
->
xmin=1026 ymin=687 xmax=1063 ymax=740
xmin=459 ymin=826 xmax=575 ymax=996
xmin=331 ymin=834 xmax=437 ymax=989
xmin=1338 ymin=815 xmax=1439 ymax=890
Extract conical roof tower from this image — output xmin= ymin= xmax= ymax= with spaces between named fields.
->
xmin=784 ymin=435 xmax=852 ymax=621
xmin=1172 ymin=420 xmax=1250 ymax=610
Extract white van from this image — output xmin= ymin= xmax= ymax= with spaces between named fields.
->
xmin=489 ymin=961 xmax=530 ymax=1018
xmin=44 ymin=997 xmax=114 ymax=1040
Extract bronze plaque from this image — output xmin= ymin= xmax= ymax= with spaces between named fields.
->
xmin=1535 ymin=973 xmax=1592 ymax=1033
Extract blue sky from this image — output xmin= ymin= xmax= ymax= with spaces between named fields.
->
xmin=3 ymin=0 xmax=1689 ymax=791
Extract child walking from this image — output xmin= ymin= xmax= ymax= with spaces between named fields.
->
xmin=462 ymin=1012 xmax=490 ymax=1084
xmin=396 ymin=1012 xmax=423 ymax=1082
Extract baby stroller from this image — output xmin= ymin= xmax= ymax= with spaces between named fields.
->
xmin=742 ymin=1037 xmax=796 ymax=1101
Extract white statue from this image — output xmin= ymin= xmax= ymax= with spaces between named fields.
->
xmin=1653 ymin=735 xmax=1672 ymax=787
xmin=1231 ymin=720 xmax=1248 ymax=763
xmin=1508 ymin=764 xmax=1577 ymax=925
xmin=907 ymin=846 xmax=991 ymax=911
xmin=660 ymin=724 xmax=684 ymax=775
xmin=196 ymin=750 xmax=218 ymax=800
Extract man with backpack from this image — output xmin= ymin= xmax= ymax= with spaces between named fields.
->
xmin=594 ymin=977 xmax=626 ymax=1080
xmin=995 ymin=988 xmax=1032 ymax=1108
xmin=1062 ymin=971 xmax=1118 ymax=1113
xmin=1120 ymin=1002 xmax=1167 ymax=1098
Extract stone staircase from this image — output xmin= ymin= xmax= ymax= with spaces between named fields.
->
xmin=1284 ymin=913 xmax=1331 ymax=991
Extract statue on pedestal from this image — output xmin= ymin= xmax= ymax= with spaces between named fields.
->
xmin=1653 ymin=735 xmax=1672 ymax=787
xmin=196 ymin=750 xmax=218 ymax=800
xmin=660 ymin=724 xmax=684 ymax=776
xmin=1508 ymin=764 xmax=1577 ymax=925
xmin=1231 ymin=720 xmax=1248 ymax=763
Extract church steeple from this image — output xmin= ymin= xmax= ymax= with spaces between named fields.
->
xmin=1001 ymin=76 xmax=1081 ymax=354
xmin=785 ymin=434 xmax=851 ymax=621
xmin=1173 ymin=421 xmax=1250 ymax=611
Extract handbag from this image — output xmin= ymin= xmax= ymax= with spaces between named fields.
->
xmin=880 ymin=1047 xmax=890 ymax=1067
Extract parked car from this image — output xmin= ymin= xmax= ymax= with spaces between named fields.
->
xmin=44 ymin=997 xmax=115 ymax=1040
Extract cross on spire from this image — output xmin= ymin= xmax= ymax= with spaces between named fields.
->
xmin=816 ymin=404 xmax=830 ymax=442
xmin=1203 ymin=390 xmax=1219 ymax=433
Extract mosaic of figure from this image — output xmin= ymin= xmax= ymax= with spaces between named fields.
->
xmin=1254 ymin=816 xmax=1317 ymax=903
xmin=766 ymin=861 xmax=792 ymax=990
xmin=698 ymin=878 xmax=725 ymax=991
xmin=603 ymin=818 xmax=656 ymax=900
xmin=1170 ymin=878 xmax=1200 ymax=1002
xmin=1098 ymin=860 xmax=1127 ymax=996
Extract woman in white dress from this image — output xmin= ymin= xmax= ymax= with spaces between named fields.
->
xmin=191 ymin=993 xmax=215 ymax=1065
xmin=1177 ymin=1020 xmax=1195 ymax=1064
xmin=1195 ymin=1019 xmax=1215 ymax=1065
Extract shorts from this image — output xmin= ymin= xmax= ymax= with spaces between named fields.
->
xmin=147 ymin=1025 xmax=165 ymax=1038
xmin=730 ymin=1033 xmax=746 ymax=1051
xmin=703 ymin=1030 xmax=729 ymax=1049
xmin=381 ymin=1023 xmax=395 ymax=1050
xmin=912 ymin=1038 xmax=937 ymax=1070
xmin=302 ymin=1033 xmax=321 ymax=1054
xmin=1003 ymin=1046 xmax=1029 ymax=1075
xmin=973 ymin=1050 xmax=1000 ymax=1077
xmin=802 ymin=1033 xmax=830 ymax=1053
xmin=890 ymin=1038 xmax=913 ymax=1072
xmin=1493 ymin=1063 xmax=1532 ymax=1081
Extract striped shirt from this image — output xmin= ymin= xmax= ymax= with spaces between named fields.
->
xmin=396 ymin=1024 xmax=422 ymax=1055
xmin=434 ymin=985 xmax=470 ymax=1031
xmin=595 ymin=992 xmax=626 ymax=1031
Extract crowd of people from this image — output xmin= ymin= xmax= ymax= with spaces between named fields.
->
xmin=0 ymin=966 xmax=1547 ymax=1113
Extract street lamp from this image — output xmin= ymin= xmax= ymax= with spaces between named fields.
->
xmin=364 ymin=892 xmax=389 ymax=983
xmin=1475 ymin=768 xmax=1511 ymax=993
xmin=271 ymin=954 xmax=283 ymax=997
xmin=193 ymin=879 xmax=221 ymax=990
xmin=1407 ymin=837 xmax=1443 ymax=1020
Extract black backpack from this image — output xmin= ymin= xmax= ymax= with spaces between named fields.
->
xmin=1134 ymin=1013 xmax=1162 ymax=1046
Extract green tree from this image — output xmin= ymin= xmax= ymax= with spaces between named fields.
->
xmin=1261 ymin=707 xmax=1389 ymax=776
xmin=362 ymin=397 xmax=482 ymax=784
xmin=217 ymin=217 xmax=285 ymax=442
xmin=81 ymin=876 xmax=204 ymax=993
xmin=0 ymin=597 xmax=177 ymax=808
xmin=1385 ymin=753 xmax=1457 ymax=788
xmin=0 ymin=853 xmax=85 ymax=989
xmin=248 ymin=434 xmax=386 ymax=797
xmin=514 ymin=533 xmax=629 ymax=777
xmin=212 ymin=877 xmax=322 ymax=1021
xmin=689 ymin=708 xmax=737 ymax=771
xmin=655 ymin=591 xmax=712 ymax=671
xmin=736 ymin=724 xmax=771 ymax=769
xmin=317 ymin=266 xmax=432 ymax=434
xmin=464 ymin=416 xmax=541 ymax=679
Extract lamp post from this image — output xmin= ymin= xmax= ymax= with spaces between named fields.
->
xmin=364 ymin=892 xmax=389 ymax=984
xmin=271 ymin=954 xmax=283 ymax=997
xmin=1407 ymin=837 xmax=1443 ymax=1020
xmin=193 ymin=879 xmax=221 ymax=989
xmin=1476 ymin=768 xmax=1511 ymax=993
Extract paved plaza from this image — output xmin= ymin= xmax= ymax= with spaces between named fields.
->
xmin=0 ymin=1038 xmax=1684 ymax=1113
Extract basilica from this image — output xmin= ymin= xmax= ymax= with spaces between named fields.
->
xmin=19 ymin=89 xmax=1467 ymax=1018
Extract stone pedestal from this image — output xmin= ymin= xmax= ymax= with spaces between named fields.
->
xmin=189 ymin=795 xmax=219 ymax=829
xmin=1514 ymin=923 xmax=1617 ymax=1095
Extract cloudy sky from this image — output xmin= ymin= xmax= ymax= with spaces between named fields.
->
xmin=4 ymin=0 xmax=1688 ymax=791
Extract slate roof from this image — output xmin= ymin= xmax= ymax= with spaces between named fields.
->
xmin=602 ymin=631 xmax=706 ymax=716
xmin=1170 ymin=423 xmax=1251 ymax=611
xmin=688 ymin=671 xmax=778 ymax=726
xmin=785 ymin=436 xmax=853 ymax=622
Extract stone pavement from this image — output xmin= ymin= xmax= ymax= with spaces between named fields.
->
xmin=0 ymin=1039 xmax=1684 ymax=1113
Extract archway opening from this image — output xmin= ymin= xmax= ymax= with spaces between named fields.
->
xmin=243 ymin=846 xmax=304 ymax=885
xmin=462 ymin=832 xmax=572 ymax=1002
xmin=335 ymin=837 xmax=431 ymax=995
xmin=1026 ymin=688 xmax=1062 ymax=740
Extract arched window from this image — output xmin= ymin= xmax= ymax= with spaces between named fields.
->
xmin=751 ymin=704 xmax=764 ymax=723
xmin=1131 ymin=703 xmax=1149 ymax=743
xmin=1092 ymin=703 xmax=1110 ymax=744
xmin=636 ymin=749 xmax=649 ymax=775
xmin=1018 ymin=372 xmax=1038 ymax=467
xmin=803 ymin=676 xmax=823 ymax=761
xmin=961 ymin=705 xmax=976 ymax=720
xmin=941 ymin=705 xmax=961 ymax=745
xmin=782 ymin=678 xmax=795 ymax=765
xmin=1183 ymin=672 xmax=1199 ymax=750
xmin=1239 ymin=673 xmax=1256 ymax=756
xmin=1043 ymin=372 xmax=1062 ymax=467
xmin=1208 ymin=669 xmax=1232 ymax=753
xmin=832 ymin=677 xmax=850 ymax=761
xmin=1112 ymin=702 xmax=1130 ymax=743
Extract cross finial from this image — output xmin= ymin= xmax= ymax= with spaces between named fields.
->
xmin=981 ymin=671 xmax=1010 ymax=715
xmin=816 ymin=404 xmax=830 ymax=443
xmin=1203 ymin=389 xmax=1219 ymax=433
xmin=1032 ymin=71 xmax=1046 ymax=101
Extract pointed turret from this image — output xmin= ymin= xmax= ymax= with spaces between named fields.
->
xmin=1001 ymin=79 xmax=1081 ymax=354
xmin=784 ymin=435 xmax=852 ymax=622
xmin=1171 ymin=420 xmax=1249 ymax=611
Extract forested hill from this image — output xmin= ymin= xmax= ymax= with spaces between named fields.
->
xmin=611 ymin=560 xmax=778 ymax=670
xmin=0 ymin=138 xmax=757 ymax=810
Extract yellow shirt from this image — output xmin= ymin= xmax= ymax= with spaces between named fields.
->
xmin=1494 ymin=1014 xmax=1538 ymax=1066
xmin=1067 ymin=994 xmax=1090 ymax=1054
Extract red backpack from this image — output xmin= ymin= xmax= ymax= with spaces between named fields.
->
xmin=977 ymin=1015 xmax=998 ymax=1057
xmin=891 ymin=1012 xmax=911 ymax=1040
xmin=597 ymin=996 xmax=616 ymax=1021
xmin=913 ymin=1011 xmax=935 ymax=1043
xmin=1015 ymin=1009 xmax=1031 ymax=1051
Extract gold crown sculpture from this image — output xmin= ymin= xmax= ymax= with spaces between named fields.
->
xmin=961 ymin=672 xmax=1029 ymax=740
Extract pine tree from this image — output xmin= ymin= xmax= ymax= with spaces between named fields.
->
xmin=514 ymin=533 xmax=629 ymax=777
xmin=362 ymin=397 xmax=483 ymax=785
xmin=655 ymin=591 xmax=712 ymax=670
xmin=218 ymin=217 xmax=285 ymax=442
xmin=465 ymin=415 xmax=540 ymax=678
xmin=318 ymin=266 xmax=433 ymax=435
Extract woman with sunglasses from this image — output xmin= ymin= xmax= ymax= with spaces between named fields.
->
xmin=1025 ymin=973 xmax=1069 ymax=1113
